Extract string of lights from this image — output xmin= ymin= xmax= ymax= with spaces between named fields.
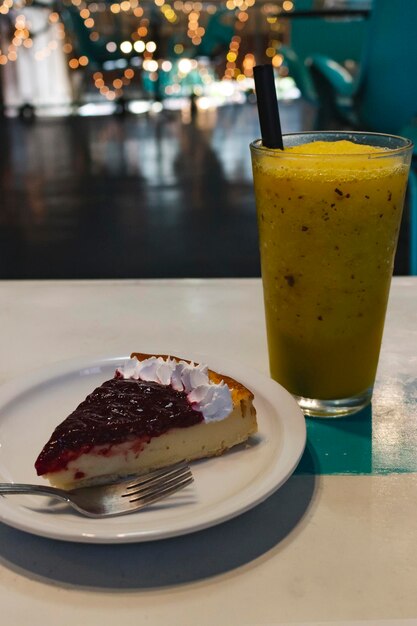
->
xmin=221 ymin=0 xmax=253 ymax=82
xmin=91 ymin=67 xmax=135 ymax=100
xmin=0 ymin=11 xmax=65 ymax=66
xmin=0 ymin=0 xmax=14 ymax=16
xmin=154 ymin=0 xmax=178 ymax=24
xmin=0 ymin=0 xmax=296 ymax=101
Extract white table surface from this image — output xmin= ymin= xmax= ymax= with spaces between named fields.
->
xmin=0 ymin=277 xmax=416 ymax=626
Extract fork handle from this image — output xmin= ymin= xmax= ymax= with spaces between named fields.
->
xmin=0 ymin=483 xmax=70 ymax=502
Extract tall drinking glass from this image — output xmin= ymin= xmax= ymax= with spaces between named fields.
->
xmin=250 ymin=132 xmax=412 ymax=417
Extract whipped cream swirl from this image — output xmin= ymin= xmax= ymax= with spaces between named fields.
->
xmin=116 ymin=356 xmax=233 ymax=422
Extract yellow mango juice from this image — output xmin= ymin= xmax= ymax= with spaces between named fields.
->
xmin=251 ymin=136 xmax=411 ymax=409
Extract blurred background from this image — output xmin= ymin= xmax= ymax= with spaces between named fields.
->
xmin=0 ymin=0 xmax=416 ymax=279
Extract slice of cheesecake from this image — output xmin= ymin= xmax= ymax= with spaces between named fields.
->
xmin=35 ymin=353 xmax=258 ymax=489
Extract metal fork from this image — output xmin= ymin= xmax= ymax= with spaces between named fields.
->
xmin=0 ymin=462 xmax=193 ymax=518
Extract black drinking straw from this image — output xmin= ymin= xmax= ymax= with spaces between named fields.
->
xmin=253 ymin=64 xmax=284 ymax=149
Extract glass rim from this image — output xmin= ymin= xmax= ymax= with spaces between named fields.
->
xmin=250 ymin=131 xmax=414 ymax=158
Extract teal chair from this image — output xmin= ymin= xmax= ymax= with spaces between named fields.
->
xmin=280 ymin=0 xmax=369 ymax=127
xmin=280 ymin=45 xmax=317 ymax=105
xmin=307 ymin=0 xmax=417 ymax=135
xmin=281 ymin=44 xmax=358 ymax=128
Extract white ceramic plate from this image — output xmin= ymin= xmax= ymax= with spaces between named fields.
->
xmin=0 ymin=354 xmax=306 ymax=544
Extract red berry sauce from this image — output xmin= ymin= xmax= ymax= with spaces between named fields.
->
xmin=35 ymin=378 xmax=203 ymax=476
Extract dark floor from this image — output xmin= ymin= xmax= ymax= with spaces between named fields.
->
xmin=0 ymin=101 xmax=411 ymax=279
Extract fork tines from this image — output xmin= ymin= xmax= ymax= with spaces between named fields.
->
xmin=122 ymin=462 xmax=194 ymax=505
